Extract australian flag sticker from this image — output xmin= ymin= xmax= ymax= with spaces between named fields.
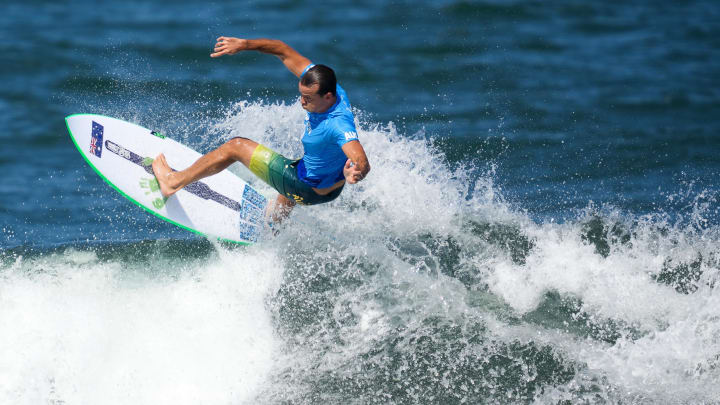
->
xmin=89 ymin=121 xmax=104 ymax=158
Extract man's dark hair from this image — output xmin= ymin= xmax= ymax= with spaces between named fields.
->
xmin=300 ymin=64 xmax=337 ymax=96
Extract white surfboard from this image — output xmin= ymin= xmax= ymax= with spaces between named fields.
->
xmin=65 ymin=114 xmax=267 ymax=245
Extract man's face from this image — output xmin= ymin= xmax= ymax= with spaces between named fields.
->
xmin=299 ymin=82 xmax=334 ymax=113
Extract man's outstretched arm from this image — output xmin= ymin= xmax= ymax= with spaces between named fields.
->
xmin=211 ymin=37 xmax=312 ymax=78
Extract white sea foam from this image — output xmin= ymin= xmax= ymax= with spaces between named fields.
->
xmin=0 ymin=247 xmax=282 ymax=405
xmin=486 ymin=214 xmax=720 ymax=401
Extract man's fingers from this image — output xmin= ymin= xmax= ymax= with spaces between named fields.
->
xmin=343 ymin=159 xmax=365 ymax=184
xmin=214 ymin=37 xmax=230 ymax=51
xmin=211 ymin=40 xmax=226 ymax=57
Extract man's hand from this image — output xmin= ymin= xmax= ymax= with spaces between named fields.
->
xmin=211 ymin=37 xmax=247 ymax=58
xmin=343 ymin=159 xmax=365 ymax=184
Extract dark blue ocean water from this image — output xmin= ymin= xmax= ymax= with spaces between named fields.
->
xmin=2 ymin=1 xmax=720 ymax=403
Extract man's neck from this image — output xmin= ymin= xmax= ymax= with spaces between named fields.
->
xmin=316 ymin=95 xmax=338 ymax=114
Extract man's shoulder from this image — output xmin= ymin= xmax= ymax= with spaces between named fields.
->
xmin=322 ymin=84 xmax=357 ymax=141
xmin=335 ymin=84 xmax=352 ymax=110
xmin=327 ymin=110 xmax=355 ymax=132
xmin=329 ymin=89 xmax=354 ymax=121
xmin=325 ymin=114 xmax=358 ymax=143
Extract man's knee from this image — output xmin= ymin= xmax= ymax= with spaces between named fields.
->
xmin=269 ymin=194 xmax=295 ymax=223
xmin=276 ymin=194 xmax=297 ymax=208
xmin=225 ymin=136 xmax=252 ymax=148
xmin=223 ymin=137 xmax=258 ymax=165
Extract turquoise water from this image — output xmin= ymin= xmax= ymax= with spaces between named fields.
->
xmin=2 ymin=1 xmax=720 ymax=403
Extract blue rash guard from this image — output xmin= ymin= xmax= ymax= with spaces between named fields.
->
xmin=296 ymin=65 xmax=359 ymax=189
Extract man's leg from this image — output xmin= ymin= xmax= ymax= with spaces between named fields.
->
xmin=153 ymin=137 xmax=296 ymax=223
xmin=269 ymin=194 xmax=296 ymax=223
xmin=153 ymin=137 xmax=258 ymax=197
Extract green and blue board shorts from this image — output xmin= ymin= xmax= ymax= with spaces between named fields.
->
xmin=248 ymin=144 xmax=343 ymax=206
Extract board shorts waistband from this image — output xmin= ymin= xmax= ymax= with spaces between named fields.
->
xmin=248 ymin=143 xmax=343 ymax=206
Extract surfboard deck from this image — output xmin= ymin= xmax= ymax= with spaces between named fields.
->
xmin=65 ymin=114 xmax=267 ymax=245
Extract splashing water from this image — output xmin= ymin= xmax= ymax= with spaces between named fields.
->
xmin=2 ymin=100 xmax=719 ymax=404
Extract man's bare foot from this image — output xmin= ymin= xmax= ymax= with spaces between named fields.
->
xmin=152 ymin=154 xmax=181 ymax=197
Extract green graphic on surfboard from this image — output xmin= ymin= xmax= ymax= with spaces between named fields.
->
xmin=139 ymin=177 xmax=166 ymax=209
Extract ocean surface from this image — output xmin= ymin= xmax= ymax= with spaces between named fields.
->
xmin=2 ymin=0 xmax=720 ymax=403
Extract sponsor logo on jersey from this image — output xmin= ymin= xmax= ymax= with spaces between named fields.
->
xmin=344 ymin=131 xmax=358 ymax=141
xmin=89 ymin=121 xmax=104 ymax=158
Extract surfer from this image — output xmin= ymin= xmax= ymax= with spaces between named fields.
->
xmin=152 ymin=37 xmax=370 ymax=222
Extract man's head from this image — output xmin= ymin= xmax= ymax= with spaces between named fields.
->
xmin=298 ymin=64 xmax=337 ymax=113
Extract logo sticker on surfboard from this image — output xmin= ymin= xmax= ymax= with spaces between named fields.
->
xmin=89 ymin=121 xmax=104 ymax=158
